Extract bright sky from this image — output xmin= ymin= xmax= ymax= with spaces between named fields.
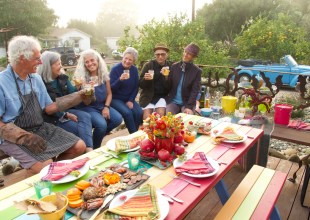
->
xmin=47 ymin=0 xmax=212 ymax=27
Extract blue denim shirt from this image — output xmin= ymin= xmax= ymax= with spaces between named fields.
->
xmin=0 ymin=65 xmax=53 ymax=123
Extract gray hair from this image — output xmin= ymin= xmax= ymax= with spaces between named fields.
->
xmin=123 ymin=47 xmax=138 ymax=61
xmin=8 ymin=35 xmax=41 ymax=66
xmin=74 ymin=49 xmax=109 ymax=84
xmin=37 ymin=51 xmax=61 ymax=83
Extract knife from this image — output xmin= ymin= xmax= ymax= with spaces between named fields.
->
xmin=102 ymin=150 xmax=120 ymax=159
xmin=89 ymin=194 xmax=114 ymax=220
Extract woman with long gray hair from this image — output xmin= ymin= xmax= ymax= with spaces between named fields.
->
xmin=37 ymin=51 xmax=94 ymax=152
xmin=74 ymin=49 xmax=122 ymax=148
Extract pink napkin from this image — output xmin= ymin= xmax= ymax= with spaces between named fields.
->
xmin=41 ymin=157 xmax=89 ymax=181
xmin=175 ymin=152 xmax=215 ymax=175
xmin=287 ymin=119 xmax=310 ymax=131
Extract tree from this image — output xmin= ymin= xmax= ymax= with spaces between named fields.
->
xmin=118 ymin=15 xmax=230 ymax=76
xmin=235 ymin=14 xmax=310 ymax=63
xmin=95 ymin=0 xmax=138 ymax=38
xmin=196 ymin=0 xmax=289 ymax=42
xmin=0 ymin=0 xmax=57 ymax=45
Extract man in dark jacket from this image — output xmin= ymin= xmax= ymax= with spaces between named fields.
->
xmin=139 ymin=43 xmax=173 ymax=119
xmin=165 ymin=43 xmax=202 ymax=114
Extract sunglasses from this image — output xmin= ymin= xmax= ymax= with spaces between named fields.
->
xmin=155 ymin=53 xmax=167 ymax=57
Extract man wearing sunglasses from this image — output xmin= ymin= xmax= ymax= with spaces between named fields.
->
xmin=139 ymin=43 xmax=173 ymax=119
xmin=165 ymin=43 xmax=202 ymax=115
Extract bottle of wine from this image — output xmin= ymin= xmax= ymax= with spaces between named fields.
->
xmin=199 ymin=86 xmax=206 ymax=108
xmin=205 ymin=87 xmax=210 ymax=108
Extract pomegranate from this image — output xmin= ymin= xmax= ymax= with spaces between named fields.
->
xmin=157 ymin=149 xmax=170 ymax=161
xmin=174 ymin=144 xmax=185 ymax=155
xmin=140 ymin=139 xmax=155 ymax=152
xmin=174 ymin=135 xmax=184 ymax=144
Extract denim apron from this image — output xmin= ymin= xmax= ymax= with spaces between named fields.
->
xmin=11 ymin=68 xmax=79 ymax=161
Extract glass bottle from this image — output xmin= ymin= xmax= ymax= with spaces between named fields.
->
xmin=199 ymin=86 xmax=206 ymax=108
xmin=205 ymin=87 xmax=210 ymax=108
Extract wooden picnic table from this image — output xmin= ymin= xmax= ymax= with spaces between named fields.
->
xmin=0 ymin=114 xmax=264 ymax=220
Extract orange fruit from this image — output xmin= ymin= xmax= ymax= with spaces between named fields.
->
xmin=75 ymin=180 xmax=91 ymax=190
xmin=68 ymin=199 xmax=84 ymax=208
xmin=67 ymin=188 xmax=82 ymax=196
xmin=67 ymin=194 xmax=81 ymax=201
xmin=184 ymin=132 xmax=195 ymax=143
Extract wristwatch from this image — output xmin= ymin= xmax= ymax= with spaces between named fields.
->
xmin=104 ymin=105 xmax=110 ymax=109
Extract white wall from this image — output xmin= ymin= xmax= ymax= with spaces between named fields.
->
xmin=60 ymin=30 xmax=90 ymax=51
xmin=0 ymin=48 xmax=6 ymax=58
xmin=106 ymin=37 xmax=120 ymax=50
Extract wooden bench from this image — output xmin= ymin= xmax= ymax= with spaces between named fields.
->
xmin=271 ymin=124 xmax=310 ymax=146
xmin=215 ymin=165 xmax=287 ymax=220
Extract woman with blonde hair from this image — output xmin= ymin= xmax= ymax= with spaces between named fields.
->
xmin=74 ymin=49 xmax=122 ymax=148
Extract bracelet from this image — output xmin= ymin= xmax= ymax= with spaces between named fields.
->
xmin=104 ymin=105 xmax=110 ymax=109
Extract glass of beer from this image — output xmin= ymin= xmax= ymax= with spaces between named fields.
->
xmin=162 ymin=66 xmax=170 ymax=76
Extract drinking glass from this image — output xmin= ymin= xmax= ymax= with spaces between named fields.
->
xmin=123 ymin=70 xmax=130 ymax=79
xmin=148 ymin=70 xmax=154 ymax=79
xmin=162 ymin=66 xmax=170 ymax=76
xmin=90 ymin=76 xmax=99 ymax=87
xmin=127 ymin=152 xmax=140 ymax=171
xmin=34 ymin=180 xmax=52 ymax=199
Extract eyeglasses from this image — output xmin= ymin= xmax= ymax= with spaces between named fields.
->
xmin=155 ymin=53 xmax=167 ymax=57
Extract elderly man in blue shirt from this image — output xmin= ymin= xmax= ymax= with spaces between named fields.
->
xmin=0 ymin=35 xmax=87 ymax=175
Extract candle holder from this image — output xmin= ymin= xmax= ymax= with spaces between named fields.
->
xmin=127 ymin=152 xmax=140 ymax=171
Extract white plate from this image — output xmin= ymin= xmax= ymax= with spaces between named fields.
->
xmin=39 ymin=160 xmax=89 ymax=184
xmin=106 ymin=135 xmax=146 ymax=153
xmin=173 ymin=154 xmax=219 ymax=178
xmin=109 ymin=189 xmax=169 ymax=220
xmin=211 ymin=128 xmax=247 ymax=143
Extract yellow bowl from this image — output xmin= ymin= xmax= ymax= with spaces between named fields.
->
xmin=39 ymin=194 xmax=68 ymax=220
xmin=221 ymin=96 xmax=238 ymax=114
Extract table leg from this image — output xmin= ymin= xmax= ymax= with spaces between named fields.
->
xmin=215 ymin=179 xmax=230 ymax=204
xmin=270 ymin=206 xmax=281 ymax=220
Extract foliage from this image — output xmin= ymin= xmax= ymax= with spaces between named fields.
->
xmin=0 ymin=57 xmax=7 ymax=67
xmin=118 ymin=15 xmax=231 ymax=76
xmin=196 ymin=0 xmax=288 ymax=42
xmin=0 ymin=0 xmax=57 ymax=45
xmin=235 ymin=13 xmax=310 ymax=63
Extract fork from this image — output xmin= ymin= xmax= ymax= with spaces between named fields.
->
xmin=158 ymin=189 xmax=183 ymax=204
xmin=169 ymin=174 xmax=201 ymax=187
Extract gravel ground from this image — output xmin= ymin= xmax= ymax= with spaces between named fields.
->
xmin=269 ymin=90 xmax=310 ymax=161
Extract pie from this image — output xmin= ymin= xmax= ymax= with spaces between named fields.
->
xmin=213 ymin=127 xmax=244 ymax=143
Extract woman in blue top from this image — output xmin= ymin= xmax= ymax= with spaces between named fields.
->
xmin=110 ymin=47 xmax=143 ymax=134
xmin=74 ymin=49 xmax=122 ymax=148
xmin=37 ymin=51 xmax=94 ymax=152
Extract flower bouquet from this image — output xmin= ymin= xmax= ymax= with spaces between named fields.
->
xmin=139 ymin=112 xmax=186 ymax=168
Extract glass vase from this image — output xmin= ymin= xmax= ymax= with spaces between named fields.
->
xmin=154 ymin=136 xmax=174 ymax=153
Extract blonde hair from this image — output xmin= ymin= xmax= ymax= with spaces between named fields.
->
xmin=74 ymin=49 xmax=109 ymax=84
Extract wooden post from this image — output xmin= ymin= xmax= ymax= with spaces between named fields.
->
xmin=192 ymin=0 xmax=195 ymax=21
